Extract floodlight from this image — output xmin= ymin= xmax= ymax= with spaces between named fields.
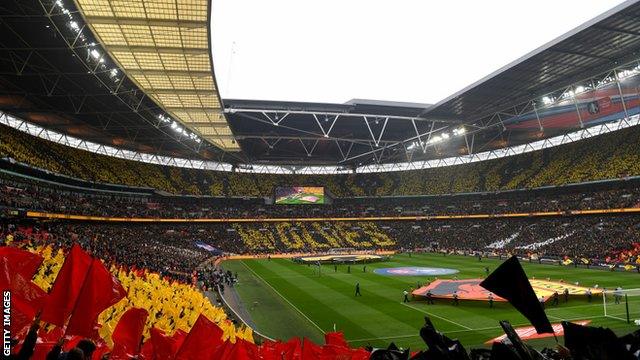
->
xmin=90 ymin=49 xmax=100 ymax=60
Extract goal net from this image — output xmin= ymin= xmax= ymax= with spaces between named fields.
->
xmin=602 ymin=288 xmax=640 ymax=324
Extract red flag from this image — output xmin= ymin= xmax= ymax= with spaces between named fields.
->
xmin=146 ymin=328 xmax=188 ymax=360
xmin=258 ymin=340 xmax=280 ymax=360
xmin=322 ymin=332 xmax=355 ymax=360
xmin=0 ymin=248 xmax=46 ymax=334
xmin=110 ymin=308 xmax=148 ymax=359
xmin=41 ymin=244 xmax=92 ymax=327
xmin=0 ymin=247 xmax=42 ymax=278
xmin=237 ymin=338 xmax=259 ymax=359
xmin=10 ymin=273 xmax=48 ymax=334
xmin=139 ymin=337 xmax=154 ymax=360
xmin=92 ymin=343 xmax=111 ymax=360
xmin=280 ymin=337 xmax=302 ymax=360
xmin=215 ymin=338 xmax=257 ymax=360
xmin=213 ymin=340 xmax=235 ymax=360
xmin=324 ymin=332 xmax=348 ymax=348
xmin=62 ymin=336 xmax=84 ymax=352
xmin=321 ymin=344 xmax=353 ymax=360
xmin=65 ymin=258 xmax=126 ymax=337
xmin=302 ymin=337 xmax=322 ymax=360
xmin=175 ymin=315 xmax=224 ymax=360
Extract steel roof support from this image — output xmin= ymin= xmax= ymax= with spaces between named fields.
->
xmin=614 ymin=69 xmax=630 ymax=120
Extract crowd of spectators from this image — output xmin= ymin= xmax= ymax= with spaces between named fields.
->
xmin=390 ymin=216 xmax=640 ymax=263
xmin=4 ymin=213 xmax=640 ymax=274
xmin=3 ymin=171 xmax=640 ymax=219
xmin=3 ymin=119 xmax=640 ymax=198
xmin=1 ymin=220 xmax=395 ymax=262
xmin=7 ymin=242 xmax=250 ymax=358
xmin=4 ymin=222 xmax=211 ymax=282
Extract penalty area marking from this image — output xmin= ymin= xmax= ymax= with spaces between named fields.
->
xmin=240 ymin=260 xmax=326 ymax=334
xmin=400 ymin=302 xmax=472 ymax=330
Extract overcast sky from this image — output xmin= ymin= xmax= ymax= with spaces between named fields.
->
xmin=211 ymin=0 xmax=627 ymax=105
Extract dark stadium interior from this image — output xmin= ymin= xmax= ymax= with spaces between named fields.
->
xmin=3 ymin=0 xmax=640 ymax=166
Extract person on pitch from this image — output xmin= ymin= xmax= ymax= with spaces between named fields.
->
xmin=403 ymin=289 xmax=410 ymax=303
xmin=355 ymin=282 xmax=362 ymax=296
xmin=614 ymin=287 xmax=623 ymax=304
xmin=452 ymin=291 xmax=459 ymax=306
xmin=563 ymin=288 xmax=570 ymax=303
xmin=586 ymin=288 xmax=592 ymax=303
xmin=488 ymin=293 xmax=494 ymax=308
xmin=426 ymin=290 xmax=434 ymax=305
xmin=552 ymin=291 xmax=559 ymax=306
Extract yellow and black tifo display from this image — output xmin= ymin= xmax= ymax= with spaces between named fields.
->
xmin=293 ymin=254 xmax=389 ymax=264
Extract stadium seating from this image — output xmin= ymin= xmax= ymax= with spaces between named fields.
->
xmin=25 ymin=244 xmax=242 ymax=346
xmin=5 ymin=214 xmax=640 ymax=266
xmin=3 ymin=167 xmax=640 ymax=219
xmin=4 ymin=121 xmax=640 ymax=197
xmin=6 ymin=124 xmax=640 ymax=359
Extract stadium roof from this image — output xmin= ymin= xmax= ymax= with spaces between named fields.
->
xmin=1 ymin=0 xmax=640 ymax=168
xmin=73 ymin=0 xmax=239 ymax=151
xmin=422 ymin=0 xmax=640 ymax=123
xmin=225 ymin=0 xmax=640 ymax=165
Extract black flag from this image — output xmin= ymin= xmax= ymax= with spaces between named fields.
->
xmin=479 ymin=256 xmax=553 ymax=334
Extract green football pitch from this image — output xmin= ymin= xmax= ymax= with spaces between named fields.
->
xmin=221 ymin=253 xmax=640 ymax=350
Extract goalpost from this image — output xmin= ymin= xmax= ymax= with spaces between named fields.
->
xmin=602 ymin=288 xmax=640 ymax=324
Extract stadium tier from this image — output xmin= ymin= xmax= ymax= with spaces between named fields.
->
xmin=3 ymin=120 xmax=640 ymax=198
xmin=5 ymin=0 xmax=640 ymax=358
xmin=4 ymin=118 xmax=640 ymax=357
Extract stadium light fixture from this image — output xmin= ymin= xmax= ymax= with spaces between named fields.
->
xmin=453 ymin=127 xmax=466 ymax=136
xmin=575 ymin=85 xmax=585 ymax=94
xmin=69 ymin=21 xmax=79 ymax=31
xmin=441 ymin=132 xmax=450 ymax=140
xmin=542 ymin=96 xmax=554 ymax=105
xmin=90 ymin=49 xmax=101 ymax=60
xmin=617 ymin=69 xmax=638 ymax=80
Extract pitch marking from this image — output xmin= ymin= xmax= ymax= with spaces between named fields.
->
xmin=400 ymin=302 xmax=472 ymax=330
xmin=347 ymin=314 xmax=609 ymax=343
xmin=240 ymin=260 xmax=326 ymax=334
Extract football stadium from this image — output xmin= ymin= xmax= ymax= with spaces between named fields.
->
xmin=3 ymin=0 xmax=640 ymax=358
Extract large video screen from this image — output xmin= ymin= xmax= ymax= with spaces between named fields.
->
xmin=275 ymin=186 xmax=325 ymax=204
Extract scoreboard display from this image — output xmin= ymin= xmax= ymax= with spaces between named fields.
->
xmin=275 ymin=186 xmax=325 ymax=204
